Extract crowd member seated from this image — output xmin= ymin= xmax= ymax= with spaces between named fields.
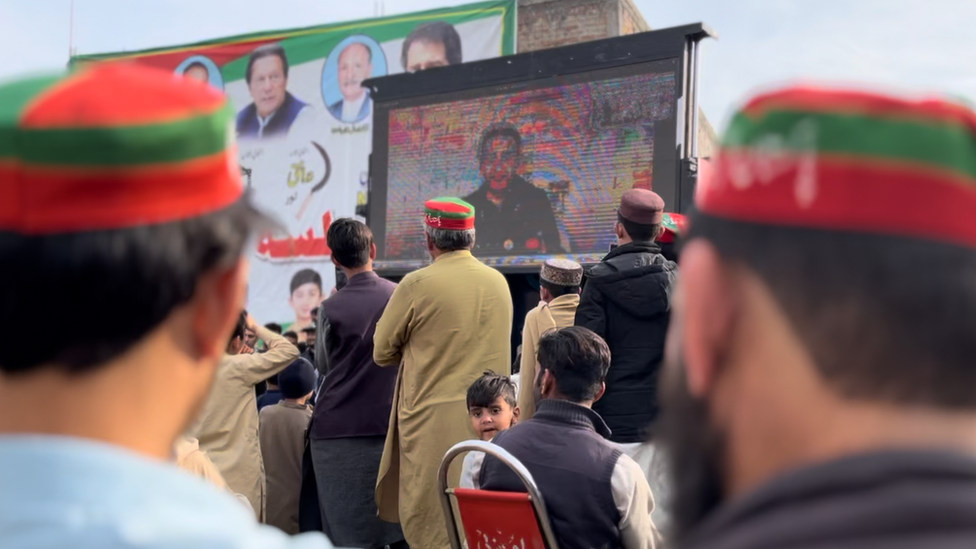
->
xmin=480 ymin=327 xmax=661 ymax=549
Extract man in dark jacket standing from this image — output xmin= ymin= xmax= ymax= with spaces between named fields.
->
xmin=575 ymin=188 xmax=676 ymax=516
xmin=660 ymin=85 xmax=976 ymax=549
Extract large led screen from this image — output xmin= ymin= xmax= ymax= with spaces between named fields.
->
xmin=372 ymin=59 xmax=679 ymax=271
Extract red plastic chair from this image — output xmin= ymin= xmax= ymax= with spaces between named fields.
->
xmin=438 ymin=440 xmax=560 ymax=549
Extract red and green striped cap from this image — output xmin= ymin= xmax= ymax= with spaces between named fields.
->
xmin=0 ymin=63 xmax=242 ymax=235
xmin=658 ymin=212 xmax=687 ymax=243
xmin=424 ymin=196 xmax=475 ymax=230
xmin=696 ymin=86 xmax=976 ymax=248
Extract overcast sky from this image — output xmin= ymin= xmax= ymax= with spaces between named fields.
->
xmin=1 ymin=0 xmax=970 ymax=128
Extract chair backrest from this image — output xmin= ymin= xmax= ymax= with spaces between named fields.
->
xmin=452 ymin=487 xmax=547 ymax=549
xmin=438 ymin=440 xmax=559 ymax=549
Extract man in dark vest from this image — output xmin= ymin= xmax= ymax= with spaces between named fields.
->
xmin=236 ymin=43 xmax=311 ymax=140
xmin=659 ymin=85 xmax=976 ymax=549
xmin=480 ymin=326 xmax=660 ymax=549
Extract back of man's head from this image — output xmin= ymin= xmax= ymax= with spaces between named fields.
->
xmin=0 ymin=64 xmax=268 ymax=459
xmin=659 ymin=85 xmax=976 ymax=543
xmin=327 ymin=218 xmax=373 ymax=270
xmin=536 ymin=327 xmax=610 ymax=404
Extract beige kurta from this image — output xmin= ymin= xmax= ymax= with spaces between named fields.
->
xmin=517 ymin=293 xmax=580 ymax=420
xmin=190 ymin=326 xmax=298 ymax=521
xmin=259 ymin=401 xmax=312 ymax=535
xmin=374 ymin=250 xmax=512 ymax=549
xmin=173 ymin=436 xmax=228 ymax=490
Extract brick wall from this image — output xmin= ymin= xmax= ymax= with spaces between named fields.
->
xmin=517 ymin=0 xmax=618 ymax=53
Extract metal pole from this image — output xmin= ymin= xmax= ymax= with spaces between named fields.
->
xmin=68 ymin=0 xmax=75 ymax=59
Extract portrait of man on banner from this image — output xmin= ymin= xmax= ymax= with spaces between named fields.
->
xmin=323 ymin=35 xmax=387 ymax=125
xmin=236 ymin=44 xmax=313 ymax=140
xmin=401 ymin=21 xmax=463 ymax=73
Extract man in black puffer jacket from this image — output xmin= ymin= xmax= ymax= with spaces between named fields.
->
xmin=575 ymin=189 xmax=676 ymax=514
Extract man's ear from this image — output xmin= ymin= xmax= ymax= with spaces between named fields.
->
xmin=593 ymin=381 xmax=606 ymax=403
xmin=369 ymin=242 xmax=377 ymax=260
xmin=677 ymin=239 xmax=737 ymax=399
xmin=541 ymin=369 xmax=556 ymax=396
xmin=614 ymin=222 xmax=625 ymax=241
xmin=192 ymin=258 xmax=248 ymax=363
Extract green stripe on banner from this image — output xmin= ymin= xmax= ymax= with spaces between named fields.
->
xmin=220 ymin=1 xmax=515 ymax=83
xmin=0 ymin=74 xmax=64 ymax=158
xmin=9 ymin=103 xmax=233 ymax=167
xmin=724 ymin=109 xmax=976 ymax=182
xmin=71 ymin=0 xmax=515 ymax=70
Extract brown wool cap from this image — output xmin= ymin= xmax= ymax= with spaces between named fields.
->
xmin=619 ymin=189 xmax=665 ymax=225
xmin=540 ymin=258 xmax=583 ymax=287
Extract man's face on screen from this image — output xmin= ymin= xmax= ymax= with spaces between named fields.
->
xmin=480 ymin=135 xmax=519 ymax=187
xmin=339 ymin=43 xmax=372 ymax=102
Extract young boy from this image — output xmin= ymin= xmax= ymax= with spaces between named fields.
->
xmin=459 ymin=371 xmax=520 ymax=489
xmin=287 ymin=268 xmax=323 ymax=339
xmin=259 ymin=358 xmax=315 ymax=534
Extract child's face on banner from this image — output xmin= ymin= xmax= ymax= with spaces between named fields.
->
xmin=289 ymin=282 xmax=322 ymax=323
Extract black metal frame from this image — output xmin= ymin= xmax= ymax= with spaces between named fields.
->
xmin=364 ymin=23 xmax=715 ymax=274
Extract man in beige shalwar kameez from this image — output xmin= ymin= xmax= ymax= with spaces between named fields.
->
xmin=517 ymin=258 xmax=583 ymax=420
xmin=374 ymin=197 xmax=512 ymax=549
xmin=191 ymin=313 xmax=299 ymax=521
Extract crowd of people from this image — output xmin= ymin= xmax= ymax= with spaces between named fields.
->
xmin=4 ymin=61 xmax=976 ymax=549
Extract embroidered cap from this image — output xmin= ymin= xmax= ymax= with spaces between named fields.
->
xmin=540 ymin=258 xmax=583 ymax=287
xmin=424 ymin=197 xmax=475 ymax=230
xmin=0 ymin=63 xmax=242 ymax=235
xmin=696 ymin=85 xmax=976 ymax=248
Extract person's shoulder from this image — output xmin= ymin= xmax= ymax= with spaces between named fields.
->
xmin=523 ymin=301 xmax=544 ymax=322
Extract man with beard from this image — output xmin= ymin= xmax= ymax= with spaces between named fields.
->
xmin=480 ymin=327 xmax=660 ymax=549
xmin=463 ymin=125 xmax=564 ymax=255
xmin=0 ymin=64 xmax=331 ymax=548
xmin=374 ymin=197 xmax=512 ymax=549
xmin=658 ymin=85 xmax=976 ymax=549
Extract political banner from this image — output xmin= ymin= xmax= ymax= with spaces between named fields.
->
xmin=73 ymin=1 xmax=517 ymax=335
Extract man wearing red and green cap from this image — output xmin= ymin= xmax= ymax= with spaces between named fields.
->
xmin=658 ymin=86 xmax=976 ymax=548
xmin=0 ymin=65 xmax=331 ymax=548
xmin=374 ymin=197 xmax=512 ymax=549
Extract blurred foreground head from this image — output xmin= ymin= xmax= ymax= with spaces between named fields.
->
xmin=660 ymin=86 xmax=976 ymax=542
xmin=0 ymin=63 xmax=269 ymax=458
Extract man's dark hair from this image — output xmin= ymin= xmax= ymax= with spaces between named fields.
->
xmin=467 ymin=370 xmax=517 ymax=409
xmin=0 ymin=199 xmax=266 ymax=375
xmin=400 ymin=21 xmax=463 ymax=70
xmin=229 ymin=310 xmax=248 ymax=348
xmin=184 ymin=61 xmax=209 ymax=75
xmin=540 ymin=279 xmax=580 ymax=299
xmin=537 ymin=326 xmax=610 ymax=402
xmin=290 ymin=269 xmax=322 ymax=295
xmin=327 ymin=218 xmax=373 ymax=269
xmin=685 ymin=212 xmax=976 ymax=409
xmin=617 ymin=212 xmax=661 ymax=243
xmin=245 ymin=43 xmax=289 ymax=85
xmin=478 ymin=125 xmax=522 ymax=167
xmin=283 ymin=330 xmax=298 ymax=340
xmin=264 ymin=322 xmax=282 ymax=335
xmin=342 ymin=41 xmax=373 ymax=63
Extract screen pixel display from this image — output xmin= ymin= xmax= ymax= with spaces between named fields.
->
xmin=375 ymin=61 xmax=678 ymax=271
